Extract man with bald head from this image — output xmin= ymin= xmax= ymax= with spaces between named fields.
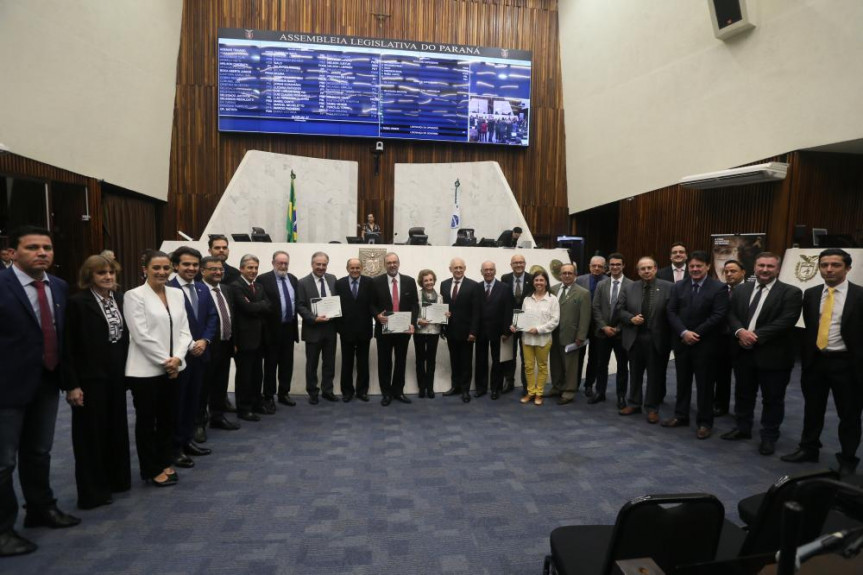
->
xmin=441 ymin=257 xmax=482 ymax=402
xmin=501 ymin=253 xmax=534 ymax=395
xmin=335 ymin=258 xmax=375 ymax=402
xmin=550 ymin=263 xmax=592 ymax=404
xmin=475 ymin=261 xmax=513 ymax=400
xmin=575 ymin=255 xmax=608 ymax=396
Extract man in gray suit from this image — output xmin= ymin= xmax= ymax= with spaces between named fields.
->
xmin=591 ymin=253 xmax=632 ymax=408
xmin=575 ymin=255 xmax=607 ymax=397
xmin=549 ymin=263 xmax=592 ymax=405
xmin=617 ymin=256 xmax=673 ymax=422
xmin=296 ymin=251 xmax=339 ymax=404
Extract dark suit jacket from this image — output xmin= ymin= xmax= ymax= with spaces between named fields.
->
xmin=230 ymin=278 xmax=270 ymax=351
xmin=64 ymin=290 xmax=129 ymax=390
xmin=256 ymin=270 xmax=299 ymax=344
xmin=727 ymin=280 xmax=802 ymax=370
xmin=477 ymin=279 xmax=514 ymax=339
xmin=592 ymin=276 xmax=633 ymax=337
xmin=370 ymin=273 xmax=419 ymax=338
xmin=441 ymin=277 xmax=481 ymax=341
xmin=335 ymin=275 xmax=375 ymax=341
xmin=222 ymin=263 xmax=241 ymax=285
xmin=801 ymin=281 xmax=863 ymax=375
xmin=501 ymin=271 xmax=534 ymax=311
xmin=617 ymin=279 xmax=674 ymax=354
xmin=666 ymin=276 xmax=729 ymax=343
xmin=497 ymin=230 xmax=517 ymax=248
xmin=168 ymin=278 xmax=219 ymax=361
xmin=296 ymin=272 xmax=338 ymax=342
xmin=0 ymin=267 xmax=68 ymax=407
xmin=657 ymin=265 xmax=689 ymax=284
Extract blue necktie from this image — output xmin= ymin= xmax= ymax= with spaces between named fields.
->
xmin=351 ymin=279 xmax=358 ymax=299
xmin=279 ymin=276 xmax=293 ymax=322
xmin=319 ymin=277 xmax=327 ymax=297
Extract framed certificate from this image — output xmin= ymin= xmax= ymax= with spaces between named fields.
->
xmin=512 ymin=309 xmax=542 ymax=332
xmin=311 ymin=296 xmax=342 ymax=318
xmin=383 ymin=311 xmax=412 ymax=334
xmin=421 ymin=302 xmax=449 ymax=324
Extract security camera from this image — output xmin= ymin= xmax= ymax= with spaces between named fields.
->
xmin=375 ymin=141 xmax=384 ymax=152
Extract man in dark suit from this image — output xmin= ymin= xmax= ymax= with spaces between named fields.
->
xmin=617 ymin=257 xmax=674 ymax=422
xmin=474 ymin=261 xmax=514 ymax=400
xmin=591 ymin=253 xmax=632 ymax=409
xmin=575 ymin=255 xmax=607 ymax=397
xmin=663 ymin=250 xmax=730 ymax=439
xmin=496 ymin=226 xmax=522 ymax=248
xmin=713 ymin=259 xmax=747 ymax=417
xmin=550 ymin=263 xmax=592 ymax=405
xmin=0 ymin=226 xmax=80 ymax=557
xmin=199 ymin=256 xmax=240 ymax=432
xmin=296 ymin=251 xmax=339 ymax=404
xmin=657 ymin=242 xmax=689 ymax=284
xmin=168 ymin=246 xmax=219 ymax=467
xmin=721 ymin=253 xmax=802 ymax=456
xmin=501 ymin=253 xmax=533 ymax=394
xmin=782 ymin=248 xmax=863 ymax=476
xmin=257 ymin=250 xmax=299 ymax=410
xmin=335 ymin=258 xmax=374 ymax=402
xmin=441 ymin=257 xmax=482 ymax=403
xmin=0 ymin=246 xmax=13 ymax=269
xmin=206 ymin=235 xmax=241 ymax=285
xmin=371 ymin=252 xmax=419 ymax=405
xmin=231 ymin=254 xmax=271 ymax=421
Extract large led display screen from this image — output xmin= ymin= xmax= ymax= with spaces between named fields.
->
xmin=218 ymin=29 xmax=532 ymax=146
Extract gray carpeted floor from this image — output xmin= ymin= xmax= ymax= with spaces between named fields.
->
xmin=7 ymin=361 xmax=843 ymax=574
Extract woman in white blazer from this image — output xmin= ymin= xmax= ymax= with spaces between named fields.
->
xmin=124 ymin=250 xmax=192 ymax=487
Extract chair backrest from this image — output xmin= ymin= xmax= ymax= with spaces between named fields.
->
xmin=408 ymin=227 xmax=425 ymax=237
xmin=740 ymin=468 xmax=839 ymax=556
xmin=603 ymin=493 xmax=725 ymax=575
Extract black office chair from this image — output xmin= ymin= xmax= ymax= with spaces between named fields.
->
xmin=407 ymin=227 xmax=428 ymax=245
xmin=737 ymin=469 xmax=838 ymax=527
xmin=544 ymin=493 xmax=726 ymax=575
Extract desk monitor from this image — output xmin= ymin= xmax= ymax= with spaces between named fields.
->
xmin=231 ymin=233 xmax=252 ymax=242
xmin=251 ymin=233 xmax=272 ymax=243
xmin=346 ymin=236 xmax=363 ymax=244
xmin=365 ymin=232 xmax=381 ymax=244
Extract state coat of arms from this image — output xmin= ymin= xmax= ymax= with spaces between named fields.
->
xmin=794 ymin=254 xmax=819 ymax=282
xmin=359 ymin=248 xmax=387 ymax=277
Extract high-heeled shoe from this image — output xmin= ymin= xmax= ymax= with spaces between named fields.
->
xmin=146 ymin=473 xmax=178 ymax=487
xmin=520 ymin=394 xmax=535 ymax=404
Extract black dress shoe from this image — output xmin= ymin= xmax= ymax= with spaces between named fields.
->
xmin=395 ymin=394 xmax=412 ymax=404
xmin=418 ymin=389 xmax=426 ymax=398
xmin=442 ymin=388 xmax=460 ymax=397
xmin=237 ymin=411 xmax=261 ymax=422
xmin=357 ymin=394 xmax=370 ymax=402
xmin=173 ymin=453 xmax=195 ymax=468
xmin=342 ymin=394 xmax=354 ymax=403
xmin=780 ymin=449 xmax=819 ymax=463
xmin=587 ymin=395 xmax=606 ymax=405
xmin=0 ymin=529 xmax=38 ymax=556
xmin=491 ymin=391 xmax=500 ymax=400
xmin=381 ymin=395 xmax=392 ymax=406
xmin=501 ymin=382 xmax=514 ymax=394
xmin=210 ymin=415 xmax=240 ymax=430
xmin=713 ymin=406 xmax=729 ymax=417
xmin=759 ymin=439 xmax=776 ymax=456
xmin=194 ymin=425 xmax=207 ymax=444
xmin=617 ymin=397 xmax=627 ymax=410
xmin=23 ymin=506 xmax=82 ymax=529
xmin=223 ymin=399 xmax=237 ymax=413
xmin=321 ymin=392 xmax=339 ymax=402
xmin=583 ymin=386 xmax=595 ymax=398
xmin=184 ymin=441 xmax=212 ymax=456
xmin=252 ymin=404 xmax=268 ymax=415
xmin=427 ymin=390 xmax=435 ymax=399
xmin=462 ymin=392 xmax=471 ymax=403
xmin=474 ymin=390 xmax=487 ymax=398
xmin=720 ymin=429 xmax=752 ymax=441
xmin=277 ymin=394 xmax=296 ymax=406
xmin=308 ymin=395 xmax=319 ymax=405
xmin=262 ymin=398 xmax=277 ymax=414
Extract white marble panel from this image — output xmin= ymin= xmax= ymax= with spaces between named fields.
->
xmin=393 ymin=161 xmax=533 ymax=247
xmin=201 ymin=150 xmax=358 ymax=244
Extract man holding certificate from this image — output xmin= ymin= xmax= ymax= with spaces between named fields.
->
xmin=335 ymin=258 xmax=375 ymax=402
xmin=475 ymin=261 xmax=514 ymax=400
xmin=371 ymin=252 xmax=419 ymax=406
xmin=296 ymin=251 xmax=339 ymax=404
xmin=441 ymin=257 xmax=482 ymax=403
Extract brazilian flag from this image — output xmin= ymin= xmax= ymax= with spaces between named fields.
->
xmin=287 ymin=171 xmax=298 ymax=242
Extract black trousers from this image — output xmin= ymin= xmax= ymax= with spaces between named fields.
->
xmin=627 ymin=333 xmax=668 ymax=412
xmin=503 ymin=332 xmax=527 ymax=388
xmin=732 ymin=353 xmax=792 ymax=441
xmin=447 ymin=338 xmax=474 ymax=393
xmin=201 ymin=338 xmax=233 ymax=421
xmin=174 ymin=356 xmax=205 ymax=450
xmin=234 ymin=348 xmax=264 ymax=412
xmin=672 ymin=340 xmax=717 ymax=428
xmin=713 ymin=336 xmax=735 ymax=412
xmin=264 ymin=325 xmax=295 ymax=399
xmin=578 ymin=332 xmax=599 ymax=388
xmin=340 ymin=336 xmax=370 ymax=397
xmin=474 ymin=335 xmax=503 ymax=393
xmin=377 ymin=334 xmax=410 ymax=397
xmin=414 ymin=334 xmax=440 ymax=393
xmin=799 ymin=354 xmax=863 ymax=464
xmin=71 ymin=372 xmax=131 ymax=507
xmin=305 ymin=337 xmax=337 ymax=396
xmin=594 ymin=335 xmax=629 ymax=399
xmin=128 ymin=375 xmax=175 ymax=480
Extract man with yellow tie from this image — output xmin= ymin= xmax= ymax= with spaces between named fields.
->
xmin=781 ymin=248 xmax=863 ymax=476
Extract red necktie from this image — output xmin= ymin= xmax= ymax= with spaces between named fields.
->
xmin=250 ymin=282 xmax=256 ymax=295
xmin=33 ymin=280 xmax=59 ymax=370
xmin=391 ymin=277 xmax=400 ymax=312
xmin=452 ymin=280 xmax=460 ymax=301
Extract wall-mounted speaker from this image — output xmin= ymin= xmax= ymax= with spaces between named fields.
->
xmin=708 ymin=0 xmax=756 ymax=41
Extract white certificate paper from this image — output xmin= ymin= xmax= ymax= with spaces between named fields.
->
xmin=421 ymin=302 xmax=449 ymax=324
xmin=311 ymin=296 xmax=342 ymax=318
xmin=383 ymin=311 xmax=412 ymax=334
xmin=513 ymin=309 xmax=542 ymax=332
